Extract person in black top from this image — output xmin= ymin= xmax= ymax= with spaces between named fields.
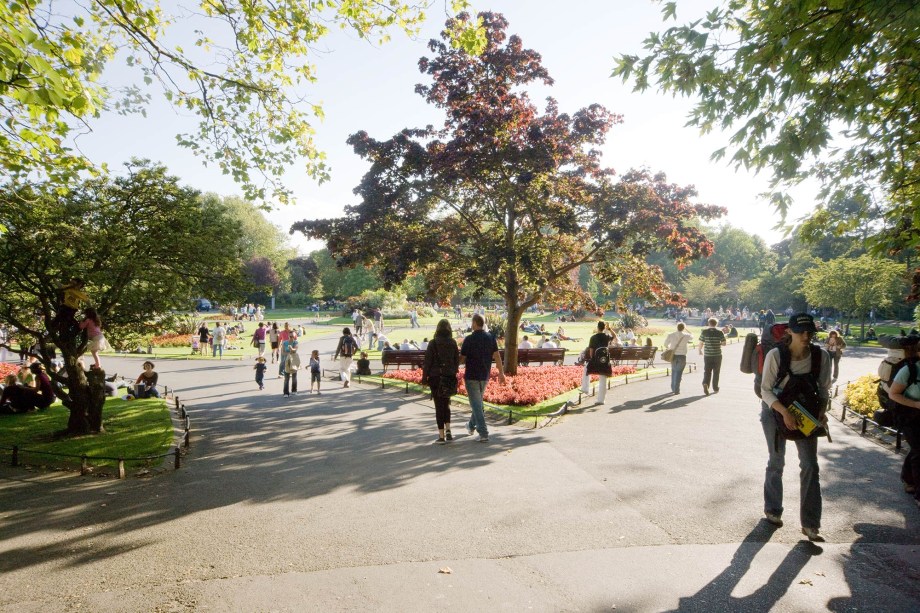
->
xmin=459 ymin=314 xmax=506 ymax=442
xmin=423 ymin=319 xmax=461 ymax=444
xmin=581 ymin=320 xmax=614 ymax=405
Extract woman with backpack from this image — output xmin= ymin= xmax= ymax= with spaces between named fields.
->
xmin=886 ymin=336 xmax=920 ymax=510
xmin=760 ymin=313 xmax=832 ymax=541
xmin=580 ymin=320 xmax=613 ymax=405
xmin=333 ymin=327 xmax=359 ymax=388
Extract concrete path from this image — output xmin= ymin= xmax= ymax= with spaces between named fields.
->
xmin=1 ymin=323 xmax=918 ymax=612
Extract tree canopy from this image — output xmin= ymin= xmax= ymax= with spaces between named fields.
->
xmin=1 ymin=0 xmax=484 ymax=204
xmin=295 ymin=12 xmax=723 ymax=372
xmin=613 ymin=1 xmax=920 ymax=252
xmin=0 ymin=161 xmax=246 ymax=433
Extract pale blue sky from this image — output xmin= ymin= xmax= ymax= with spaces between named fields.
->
xmin=76 ymin=0 xmax=816 ymax=254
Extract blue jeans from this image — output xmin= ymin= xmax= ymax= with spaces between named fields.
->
xmin=760 ymin=404 xmax=821 ymax=529
xmin=670 ymin=355 xmax=686 ymax=393
xmin=279 ymin=352 xmax=289 ymax=376
xmin=465 ymin=379 xmax=488 ymax=436
xmin=212 ymin=342 xmax=223 ymax=358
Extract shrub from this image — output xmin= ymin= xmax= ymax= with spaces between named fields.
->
xmin=484 ymin=313 xmax=506 ymax=340
xmin=843 ymin=374 xmax=880 ymax=417
xmin=616 ymin=310 xmax=648 ymax=331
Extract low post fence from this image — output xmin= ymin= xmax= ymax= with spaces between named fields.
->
xmin=828 ymin=379 xmax=905 ymax=453
xmin=0 ymin=385 xmax=193 ymax=477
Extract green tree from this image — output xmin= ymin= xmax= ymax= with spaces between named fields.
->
xmin=613 ymin=1 xmax=920 ymax=253
xmin=310 ymin=248 xmax=380 ymax=299
xmin=295 ymin=13 xmax=724 ymax=373
xmin=681 ymin=273 xmax=727 ymax=308
xmin=0 ymin=161 xmax=246 ymax=434
xmin=0 ymin=0 xmax=484 ymax=203
xmin=802 ymin=255 xmax=905 ymax=338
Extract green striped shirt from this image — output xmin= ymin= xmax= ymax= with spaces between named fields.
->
xmin=699 ymin=327 xmax=726 ymax=357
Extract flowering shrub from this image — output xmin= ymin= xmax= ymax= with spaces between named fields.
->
xmin=843 ymin=374 xmax=881 ymax=417
xmin=383 ymin=365 xmax=637 ymax=406
xmin=149 ymin=333 xmax=193 ymax=348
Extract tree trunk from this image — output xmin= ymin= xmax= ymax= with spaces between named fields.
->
xmin=503 ymin=305 xmax=524 ymax=376
xmin=60 ymin=350 xmax=106 ymax=435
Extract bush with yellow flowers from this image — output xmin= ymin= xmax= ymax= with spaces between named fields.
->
xmin=843 ymin=374 xmax=881 ymax=417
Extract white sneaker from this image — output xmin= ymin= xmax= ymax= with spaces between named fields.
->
xmin=477 ymin=434 xmax=489 ymax=443
xmin=465 ymin=423 xmax=475 ymax=436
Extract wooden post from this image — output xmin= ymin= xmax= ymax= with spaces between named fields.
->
xmin=896 ymin=431 xmax=902 ymax=452
xmin=11 ymin=445 xmax=18 ymax=467
xmin=174 ymin=447 xmax=181 ymax=469
xmin=117 ymin=459 xmax=126 ymax=480
xmin=508 ymin=409 xmax=513 ymax=425
xmin=861 ymin=417 xmax=868 ymax=434
xmin=405 ymin=382 xmax=409 ymax=394
xmin=175 ymin=397 xmax=180 ymax=412
xmin=81 ymin=455 xmax=88 ymax=475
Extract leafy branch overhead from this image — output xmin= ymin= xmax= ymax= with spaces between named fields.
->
xmin=0 ymin=0 xmax=485 ymax=204
xmin=293 ymin=12 xmax=723 ymax=373
xmin=612 ymin=0 xmax=920 ymax=251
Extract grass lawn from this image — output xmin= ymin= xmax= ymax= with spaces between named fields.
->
xmin=0 ymin=396 xmax=174 ymax=472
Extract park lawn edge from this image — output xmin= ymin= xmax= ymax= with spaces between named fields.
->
xmin=0 ymin=396 xmax=174 ymax=474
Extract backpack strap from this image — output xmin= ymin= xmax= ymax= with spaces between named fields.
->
xmin=776 ymin=343 xmax=822 ymax=384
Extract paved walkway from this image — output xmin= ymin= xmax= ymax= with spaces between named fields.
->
xmin=0 ymin=324 xmax=918 ymax=612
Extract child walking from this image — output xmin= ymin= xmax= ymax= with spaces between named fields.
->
xmin=79 ymin=307 xmax=107 ymax=369
xmin=254 ymin=356 xmax=267 ymax=390
xmin=309 ymin=350 xmax=321 ymax=394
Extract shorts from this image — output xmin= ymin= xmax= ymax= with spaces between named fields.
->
xmin=270 ymin=341 xmax=279 ymax=350
xmin=311 ymin=371 xmax=320 ymax=383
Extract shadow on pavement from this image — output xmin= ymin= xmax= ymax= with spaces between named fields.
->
xmin=669 ymin=522 xmax=823 ymax=612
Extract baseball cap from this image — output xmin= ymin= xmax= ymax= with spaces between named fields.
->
xmin=788 ymin=313 xmax=817 ymax=333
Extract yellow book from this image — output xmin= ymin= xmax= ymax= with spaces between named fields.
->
xmin=787 ymin=400 xmax=822 ymax=436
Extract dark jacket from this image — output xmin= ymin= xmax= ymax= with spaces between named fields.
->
xmin=423 ymin=336 xmax=460 ymax=385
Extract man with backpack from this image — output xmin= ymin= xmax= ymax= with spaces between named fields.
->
xmin=698 ymin=317 xmax=727 ymax=395
xmin=334 ymin=327 xmax=359 ymax=388
xmin=881 ymin=334 xmax=920 ymax=509
xmin=581 ymin=320 xmax=613 ymax=405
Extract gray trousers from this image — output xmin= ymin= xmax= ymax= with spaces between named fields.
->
xmin=760 ymin=404 xmax=822 ymax=529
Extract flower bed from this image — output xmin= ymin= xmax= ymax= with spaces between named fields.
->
xmin=0 ymin=363 xmax=19 ymax=379
xmin=149 ymin=333 xmax=192 ymax=348
xmin=382 ymin=365 xmax=637 ymax=406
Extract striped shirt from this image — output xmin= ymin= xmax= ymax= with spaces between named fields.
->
xmin=699 ymin=327 xmax=726 ymax=357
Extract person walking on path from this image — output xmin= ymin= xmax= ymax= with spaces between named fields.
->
xmin=581 ymin=320 xmax=613 ymax=405
xmin=698 ymin=317 xmax=726 ymax=395
xmin=459 ymin=314 xmax=506 ymax=442
xmin=760 ymin=312 xmax=831 ymax=541
xmin=278 ymin=323 xmax=291 ymax=378
xmin=282 ymin=331 xmax=300 ymax=396
xmin=268 ymin=322 xmax=280 ymax=363
xmin=254 ymin=357 xmax=267 ymax=390
xmin=333 ymin=327 xmax=359 ymax=388
xmin=423 ymin=318 xmax=460 ymax=444
xmin=663 ymin=322 xmax=693 ymax=395
xmin=825 ymin=330 xmax=846 ymax=381
xmin=309 ymin=350 xmax=322 ymax=394
xmin=251 ymin=322 xmax=267 ymax=359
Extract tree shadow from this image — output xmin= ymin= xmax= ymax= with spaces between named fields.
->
xmin=666 ymin=522 xmax=823 ymax=612
xmin=0 ymin=367 xmax=543 ymax=574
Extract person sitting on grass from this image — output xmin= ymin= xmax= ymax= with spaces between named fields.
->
xmin=356 ymin=351 xmax=372 ymax=376
xmin=134 ymin=361 xmax=160 ymax=398
xmin=0 ymin=363 xmax=55 ymax=413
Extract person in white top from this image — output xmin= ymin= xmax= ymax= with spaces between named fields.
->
xmin=400 ymin=339 xmax=412 ymax=350
xmin=518 ymin=335 xmax=533 ymax=349
xmin=420 ymin=338 xmax=430 ymax=350
xmin=663 ymin=322 xmax=693 ymax=394
xmin=542 ymin=337 xmax=558 ymax=349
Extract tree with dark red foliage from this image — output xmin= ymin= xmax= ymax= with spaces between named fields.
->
xmin=244 ymin=257 xmax=281 ymax=291
xmin=294 ymin=12 xmax=724 ymax=374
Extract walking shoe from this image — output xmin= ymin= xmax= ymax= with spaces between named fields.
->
xmin=445 ymin=430 xmax=453 ymax=441
xmin=283 ymin=393 xmax=290 ymax=397
xmin=433 ymin=437 xmax=446 ymax=445
xmin=801 ymin=527 xmax=824 ymax=542
xmin=343 ymin=381 xmax=349 ymax=388
xmin=703 ymin=384 xmax=709 ymax=396
xmin=764 ymin=513 xmax=783 ymax=527
xmin=478 ymin=435 xmax=489 ymax=443
xmin=903 ymin=481 xmax=916 ymax=494
xmin=466 ymin=423 xmax=475 ymax=436
xmin=713 ymin=387 xmax=719 ymax=393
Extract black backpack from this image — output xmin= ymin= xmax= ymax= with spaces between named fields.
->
xmin=771 ymin=343 xmax=827 ymax=443
xmin=341 ymin=335 xmax=357 ymax=358
xmin=587 ymin=345 xmax=612 ymax=375
xmin=875 ymin=359 xmax=919 ymax=429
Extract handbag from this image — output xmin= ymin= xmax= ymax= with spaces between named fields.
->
xmin=661 ymin=334 xmax=685 ymax=363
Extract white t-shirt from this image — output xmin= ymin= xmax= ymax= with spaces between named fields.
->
xmin=519 ymin=340 xmax=533 ymax=349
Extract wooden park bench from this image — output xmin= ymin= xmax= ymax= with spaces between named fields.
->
xmin=608 ymin=346 xmax=657 ymax=368
xmin=381 ymin=350 xmax=427 ymax=372
xmin=507 ymin=347 xmax=567 ymax=366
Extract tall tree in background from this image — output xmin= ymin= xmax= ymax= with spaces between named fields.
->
xmin=0 ymin=162 xmax=245 ymax=434
xmin=613 ymin=1 xmax=920 ymax=253
xmin=296 ymin=13 xmax=723 ymax=373
xmin=0 ymin=0 xmax=484 ymax=203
